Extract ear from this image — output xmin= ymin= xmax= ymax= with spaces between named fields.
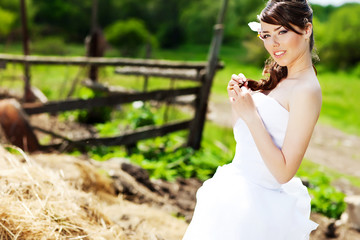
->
xmin=304 ymin=22 xmax=312 ymax=39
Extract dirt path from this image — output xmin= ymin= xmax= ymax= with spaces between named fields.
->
xmin=208 ymin=96 xmax=360 ymax=179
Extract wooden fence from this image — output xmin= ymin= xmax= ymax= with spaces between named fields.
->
xmin=0 ymin=0 xmax=228 ymax=151
xmin=0 ymin=54 xmax=223 ymax=150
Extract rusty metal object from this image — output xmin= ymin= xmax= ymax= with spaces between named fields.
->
xmin=0 ymin=99 xmax=40 ymax=152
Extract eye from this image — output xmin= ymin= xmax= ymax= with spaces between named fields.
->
xmin=260 ymin=33 xmax=270 ymax=40
xmin=279 ymin=30 xmax=288 ymax=35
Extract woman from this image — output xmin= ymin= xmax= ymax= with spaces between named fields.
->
xmin=182 ymin=0 xmax=321 ymax=239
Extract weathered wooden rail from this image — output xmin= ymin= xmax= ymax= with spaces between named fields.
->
xmin=0 ymin=54 xmax=212 ymax=70
xmin=22 ymin=87 xmax=200 ymax=115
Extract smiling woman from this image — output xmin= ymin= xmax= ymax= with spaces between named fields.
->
xmin=182 ymin=0 xmax=322 ymax=239
xmin=246 ymin=0 xmax=317 ymax=92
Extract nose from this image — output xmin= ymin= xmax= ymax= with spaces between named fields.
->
xmin=272 ymin=35 xmax=280 ymax=47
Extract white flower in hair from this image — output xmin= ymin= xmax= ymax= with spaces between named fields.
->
xmin=248 ymin=22 xmax=261 ymax=32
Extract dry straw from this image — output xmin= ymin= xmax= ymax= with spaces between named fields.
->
xmin=0 ymin=145 xmax=122 ymax=239
xmin=0 ymin=145 xmax=188 ymax=240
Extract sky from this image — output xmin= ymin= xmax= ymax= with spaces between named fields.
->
xmin=310 ymin=0 xmax=360 ymax=6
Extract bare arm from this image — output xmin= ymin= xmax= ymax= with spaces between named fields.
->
xmin=229 ymin=83 xmax=322 ymax=184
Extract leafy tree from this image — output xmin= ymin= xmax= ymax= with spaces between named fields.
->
xmin=179 ymin=0 xmax=219 ymax=44
xmin=317 ymin=4 xmax=360 ymax=69
xmin=310 ymin=4 xmax=337 ymax=22
xmin=0 ymin=0 xmax=35 ymax=41
xmin=33 ymin=0 xmax=92 ymax=41
xmin=98 ymin=0 xmax=151 ymax=28
xmin=225 ymin=0 xmax=264 ymax=44
xmin=105 ymin=19 xmax=156 ymax=57
xmin=147 ymin=0 xmax=187 ymax=48
xmin=0 ymin=7 xmax=15 ymax=36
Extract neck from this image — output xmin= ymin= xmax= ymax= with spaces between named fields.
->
xmin=286 ymin=51 xmax=314 ymax=79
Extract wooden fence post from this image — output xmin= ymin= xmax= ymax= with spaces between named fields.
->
xmin=20 ymin=0 xmax=31 ymax=102
xmin=187 ymin=0 xmax=228 ymax=149
xmin=87 ymin=0 xmax=106 ymax=82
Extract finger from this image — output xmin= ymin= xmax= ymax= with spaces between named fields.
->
xmin=231 ymin=74 xmax=240 ymax=82
xmin=231 ymin=74 xmax=245 ymax=85
xmin=228 ymin=80 xmax=240 ymax=90
xmin=238 ymin=73 xmax=246 ymax=81
xmin=241 ymin=86 xmax=249 ymax=93
xmin=228 ymin=79 xmax=239 ymax=85
xmin=229 ymin=97 xmax=236 ymax=102
xmin=229 ymin=80 xmax=246 ymax=90
xmin=233 ymin=83 xmax=242 ymax=92
xmin=228 ymin=89 xmax=238 ymax=97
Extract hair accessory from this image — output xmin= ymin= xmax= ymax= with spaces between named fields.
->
xmin=248 ymin=22 xmax=261 ymax=32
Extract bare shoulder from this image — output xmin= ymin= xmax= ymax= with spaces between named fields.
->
xmin=289 ymin=75 xmax=322 ymax=113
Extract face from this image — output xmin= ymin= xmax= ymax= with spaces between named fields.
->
xmin=259 ymin=21 xmax=311 ymax=68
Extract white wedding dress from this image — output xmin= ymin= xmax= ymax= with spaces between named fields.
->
xmin=182 ymin=92 xmax=318 ymax=240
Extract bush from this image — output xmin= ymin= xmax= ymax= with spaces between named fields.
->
xmin=0 ymin=7 xmax=16 ymax=37
xmin=316 ymin=4 xmax=360 ymax=69
xmin=126 ymin=103 xmax=157 ymax=130
xmin=128 ymin=134 xmax=233 ymax=181
xmin=179 ymin=0 xmax=218 ymax=44
xmin=75 ymin=88 xmax=112 ymax=124
xmin=104 ymin=18 xmax=157 ymax=57
xmin=298 ymin=169 xmax=346 ymax=219
xmin=31 ymin=36 xmax=69 ymax=55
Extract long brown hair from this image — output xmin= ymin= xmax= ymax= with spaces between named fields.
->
xmin=247 ymin=0 xmax=316 ymax=91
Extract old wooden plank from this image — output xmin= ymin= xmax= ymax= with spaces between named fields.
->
xmin=0 ymin=53 xmax=224 ymax=70
xmin=82 ymin=79 xmax=196 ymax=107
xmin=45 ymin=120 xmax=191 ymax=150
xmin=20 ymin=0 xmax=32 ymax=103
xmin=115 ymin=66 xmax=203 ymax=81
xmin=23 ymin=87 xmax=200 ymax=115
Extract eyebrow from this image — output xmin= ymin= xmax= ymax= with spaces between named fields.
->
xmin=261 ymin=26 xmax=282 ymax=33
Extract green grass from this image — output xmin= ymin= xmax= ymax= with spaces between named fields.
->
xmin=317 ymin=70 xmax=360 ymax=135
xmin=299 ymin=159 xmax=360 ymax=188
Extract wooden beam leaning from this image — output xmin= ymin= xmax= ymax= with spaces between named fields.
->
xmin=115 ymin=66 xmax=203 ymax=82
xmin=55 ymin=120 xmax=192 ymax=149
xmin=23 ymin=87 xmax=200 ymax=115
xmin=187 ymin=0 xmax=229 ymax=149
xmin=0 ymin=53 xmax=223 ymax=71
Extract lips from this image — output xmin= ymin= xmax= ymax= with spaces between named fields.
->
xmin=273 ymin=50 xmax=286 ymax=58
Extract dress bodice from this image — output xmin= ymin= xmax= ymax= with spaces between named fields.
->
xmin=232 ymin=92 xmax=289 ymax=189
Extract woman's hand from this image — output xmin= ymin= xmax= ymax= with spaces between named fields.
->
xmin=227 ymin=73 xmax=257 ymax=123
xmin=227 ymin=73 xmax=247 ymax=92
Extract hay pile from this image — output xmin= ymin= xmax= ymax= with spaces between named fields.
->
xmin=0 ymin=145 xmax=187 ymax=239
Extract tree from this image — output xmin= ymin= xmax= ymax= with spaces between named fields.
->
xmin=317 ymin=4 xmax=360 ymax=69
xmin=105 ymin=19 xmax=156 ymax=57
xmin=33 ymin=0 xmax=92 ymax=41
xmin=0 ymin=7 xmax=15 ymax=37
xmin=0 ymin=0 xmax=35 ymax=41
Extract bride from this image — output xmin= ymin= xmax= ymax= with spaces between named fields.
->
xmin=182 ymin=0 xmax=321 ymax=239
